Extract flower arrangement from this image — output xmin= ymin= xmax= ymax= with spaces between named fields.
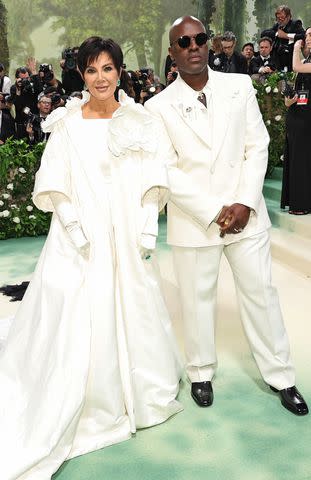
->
xmin=0 ymin=139 xmax=51 ymax=239
xmin=252 ymin=71 xmax=295 ymax=176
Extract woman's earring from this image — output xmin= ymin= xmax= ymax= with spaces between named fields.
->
xmin=117 ymin=79 xmax=121 ymax=87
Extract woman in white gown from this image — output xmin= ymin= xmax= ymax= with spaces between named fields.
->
xmin=0 ymin=37 xmax=182 ymax=480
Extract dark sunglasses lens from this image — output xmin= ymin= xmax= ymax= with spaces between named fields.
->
xmin=178 ymin=36 xmax=191 ymax=48
xmin=196 ymin=32 xmax=208 ymax=46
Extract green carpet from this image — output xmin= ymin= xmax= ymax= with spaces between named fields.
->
xmin=1 ymin=219 xmax=311 ymax=480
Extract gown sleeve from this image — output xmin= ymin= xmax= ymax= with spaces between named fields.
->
xmin=32 ymin=120 xmax=72 ymax=212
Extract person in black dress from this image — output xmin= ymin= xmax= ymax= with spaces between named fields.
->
xmin=281 ymin=27 xmax=311 ymax=214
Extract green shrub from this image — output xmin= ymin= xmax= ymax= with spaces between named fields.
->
xmin=0 ymin=138 xmax=51 ymax=240
xmin=253 ymin=71 xmax=295 ymax=177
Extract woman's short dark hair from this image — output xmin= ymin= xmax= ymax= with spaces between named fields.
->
xmin=77 ymin=37 xmax=123 ymax=76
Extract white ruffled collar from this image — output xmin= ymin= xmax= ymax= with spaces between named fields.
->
xmin=42 ymin=89 xmax=157 ymax=156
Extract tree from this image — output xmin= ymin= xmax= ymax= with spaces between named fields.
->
xmin=4 ymin=0 xmax=46 ymax=66
xmin=223 ymin=0 xmax=247 ymax=49
xmin=0 ymin=0 xmax=9 ymax=70
xmin=197 ymin=0 xmax=216 ymax=38
xmin=253 ymin=0 xmax=276 ymax=40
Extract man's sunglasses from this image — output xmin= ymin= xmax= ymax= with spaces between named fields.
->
xmin=170 ymin=32 xmax=208 ymax=49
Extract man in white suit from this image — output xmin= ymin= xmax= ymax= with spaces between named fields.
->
xmin=145 ymin=16 xmax=308 ymax=415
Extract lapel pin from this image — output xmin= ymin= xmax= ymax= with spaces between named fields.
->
xmin=186 ymin=107 xmax=192 ymax=112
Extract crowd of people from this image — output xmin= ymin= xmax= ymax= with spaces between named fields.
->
xmin=0 ymin=5 xmax=308 ymax=145
xmin=0 ymin=6 xmax=310 ymax=479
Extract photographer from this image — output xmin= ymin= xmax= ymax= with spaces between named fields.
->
xmin=166 ymin=61 xmax=178 ymax=85
xmin=241 ymin=42 xmax=255 ymax=75
xmin=0 ymin=93 xmax=15 ymax=145
xmin=261 ymin=5 xmax=305 ymax=72
xmin=220 ymin=31 xmax=248 ymax=74
xmin=43 ymin=85 xmax=68 ymax=110
xmin=10 ymin=64 xmax=41 ymax=139
xmin=208 ymin=34 xmax=224 ymax=72
xmin=136 ymin=67 xmax=158 ymax=104
xmin=60 ymin=47 xmax=84 ymax=95
xmin=38 ymin=63 xmax=64 ymax=95
xmin=250 ymin=37 xmax=277 ymax=80
xmin=0 ymin=63 xmax=12 ymax=95
xmin=25 ymin=93 xmax=52 ymax=144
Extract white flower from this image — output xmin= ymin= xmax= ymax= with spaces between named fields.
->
xmin=1 ymin=210 xmax=10 ymax=217
xmin=265 ymin=86 xmax=272 ymax=93
xmin=18 ymin=167 xmax=27 ymax=173
xmin=0 ymin=200 xmax=4 ymax=207
xmin=11 ymin=204 xmax=18 ymax=209
xmin=266 ymin=120 xmax=271 ymax=126
xmin=273 ymin=87 xmax=279 ymax=93
xmin=275 ymin=115 xmax=282 ymax=121
xmin=280 ymin=154 xmax=284 ymax=161
xmin=7 ymin=183 xmax=13 ymax=190
xmin=2 ymin=193 xmax=10 ymax=199
xmin=29 ymin=215 xmax=36 ymax=220
xmin=26 ymin=205 xmax=33 ymax=212
xmin=12 ymin=216 xmax=20 ymax=223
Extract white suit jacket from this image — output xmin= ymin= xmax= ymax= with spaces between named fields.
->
xmin=145 ymin=68 xmax=271 ymax=247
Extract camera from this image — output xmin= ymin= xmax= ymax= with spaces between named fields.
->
xmin=138 ymin=69 xmax=156 ymax=94
xmin=51 ymin=93 xmax=61 ymax=105
xmin=62 ymin=48 xmax=78 ymax=70
xmin=281 ymin=81 xmax=296 ymax=98
xmin=39 ymin=63 xmax=54 ymax=83
xmin=280 ymin=72 xmax=296 ymax=98
xmin=23 ymin=107 xmax=42 ymax=132
xmin=13 ymin=78 xmax=35 ymax=95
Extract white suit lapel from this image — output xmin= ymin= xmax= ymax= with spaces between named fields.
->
xmin=209 ymin=69 xmax=240 ymax=171
xmin=170 ymin=78 xmax=212 ymax=148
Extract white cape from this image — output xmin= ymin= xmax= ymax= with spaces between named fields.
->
xmin=0 ymin=91 xmax=182 ymax=480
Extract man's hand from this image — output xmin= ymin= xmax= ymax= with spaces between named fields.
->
xmin=277 ymin=29 xmax=289 ymax=40
xmin=26 ymin=123 xmax=34 ymax=135
xmin=217 ymin=203 xmax=251 ymax=237
xmin=27 ymin=57 xmax=37 ymax=75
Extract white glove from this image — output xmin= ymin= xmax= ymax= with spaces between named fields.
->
xmin=139 ymin=233 xmax=156 ymax=260
xmin=50 ymin=192 xmax=90 ymax=259
xmin=66 ymin=221 xmax=90 ymax=260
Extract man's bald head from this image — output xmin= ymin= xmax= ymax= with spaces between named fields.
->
xmin=169 ymin=16 xmax=206 ymax=45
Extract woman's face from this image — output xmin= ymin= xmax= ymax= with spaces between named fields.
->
xmin=83 ymin=51 xmax=119 ymax=102
xmin=305 ymin=29 xmax=311 ymax=50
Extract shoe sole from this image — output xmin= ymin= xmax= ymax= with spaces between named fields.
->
xmin=270 ymin=386 xmax=309 ymax=415
xmin=191 ymin=392 xmax=213 ymax=407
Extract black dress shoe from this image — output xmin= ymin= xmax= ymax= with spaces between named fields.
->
xmin=270 ymin=385 xmax=309 ymax=415
xmin=191 ymin=381 xmax=213 ymax=407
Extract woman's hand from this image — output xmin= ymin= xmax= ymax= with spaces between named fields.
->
xmin=139 ymin=234 xmax=156 ymax=260
xmin=284 ymin=94 xmax=298 ymax=107
xmin=294 ymin=40 xmax=303 ymax=51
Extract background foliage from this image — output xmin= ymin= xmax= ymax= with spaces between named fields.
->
xmin=253 ymin=72 xmax=295 ymax=176
xmin=0 ymin=0 xmax=9 ymax=70
xmin=0 ymin=139 xmax=50 ymax=240
xmin=1 ymin=0 xmax=310 ymax=77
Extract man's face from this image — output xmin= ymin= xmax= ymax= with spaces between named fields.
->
xmin=242 ymin=45 xmax=254 ymax=60
xmin=169 ymin=20 xmax=208 ymax=76
xmin=276 ymin=11 xmax=290 ymax=27
xmin=18 ymin=72 xmax=29 ymax=80
xmin=222 ymin=40 xmax=235 ymax=58
xmin=38 ymin=97 xmax=52 ymax=115
xmin=259 ymin=41 xmax=272 ymax=57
